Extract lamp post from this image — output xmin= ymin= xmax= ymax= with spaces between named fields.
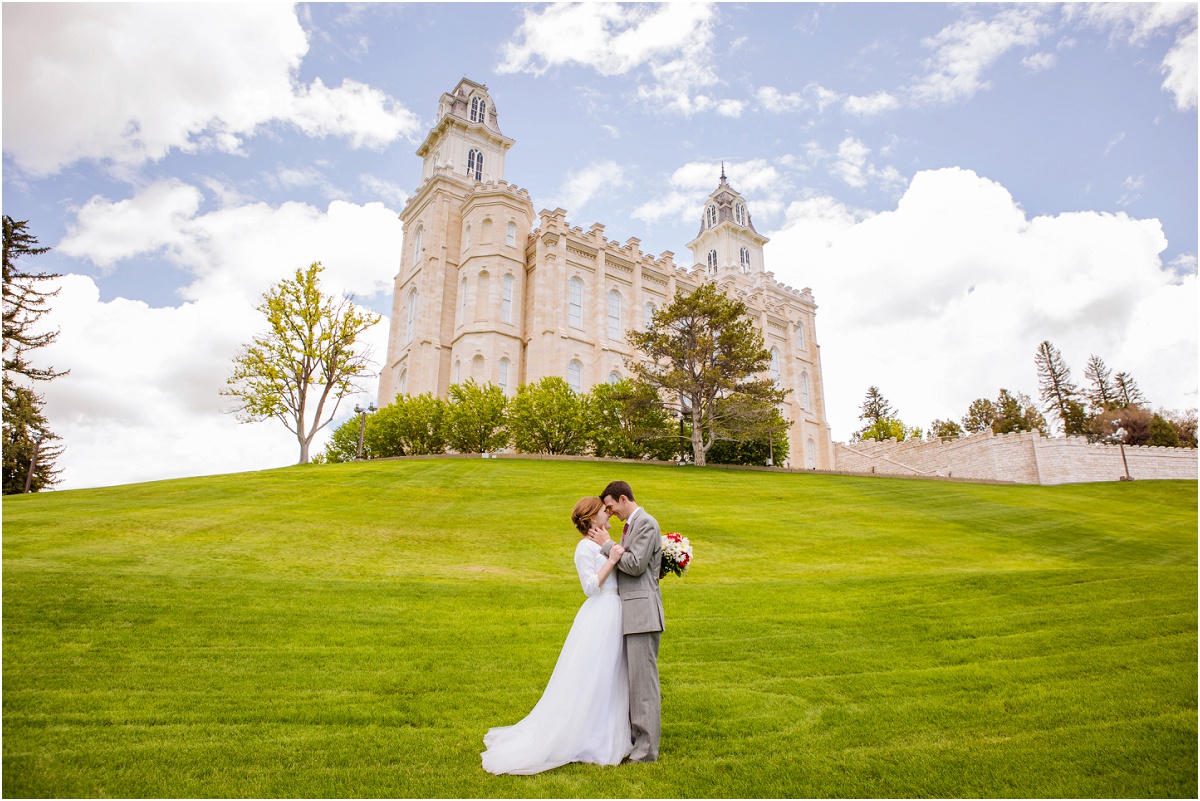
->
xmin=767 ymin=434 xmax=774 ymax=467
xmin=354 ymin=403 xmax=377 ymax=460
xmin=1113 ymin=421 xmax=1132 ymax=481
xmin=23 ymin=433 xmax=43 ymax=494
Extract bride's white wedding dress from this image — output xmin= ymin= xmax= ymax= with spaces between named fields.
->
xmin=481 ymin=538 xmax=632 ymax=775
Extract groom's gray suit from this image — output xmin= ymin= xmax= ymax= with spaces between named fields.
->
xmin=602 ymin=507 xmax=664 ymax=762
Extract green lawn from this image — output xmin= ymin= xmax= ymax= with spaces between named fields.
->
xmin=3 ymin=458 xmax=1196 ymax=798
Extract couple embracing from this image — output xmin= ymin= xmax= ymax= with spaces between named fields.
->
xmin=481 ymin=481 xmax=664 ymax=775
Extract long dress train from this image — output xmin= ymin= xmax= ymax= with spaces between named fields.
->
xmin=481 ymin=539 xmax=632 ymax=775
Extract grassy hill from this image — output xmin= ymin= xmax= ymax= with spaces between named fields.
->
xmin=3 ymin=458 xmax=1196 ymax=798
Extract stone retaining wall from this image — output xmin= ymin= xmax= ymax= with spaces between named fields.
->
xmin=833 ymin=430 xmax=1197 ymax=484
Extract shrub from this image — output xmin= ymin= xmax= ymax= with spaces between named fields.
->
xmin=509 ymin=377 xmax=590 ymax=455
xmin=445 ymin=380 xmax=510 ymax=453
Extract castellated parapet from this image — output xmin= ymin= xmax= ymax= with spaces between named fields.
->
xmin=832 ymin=430 xmax=1197 ymax=484
xmin=379 ymin=77 xmax=836 ymax=469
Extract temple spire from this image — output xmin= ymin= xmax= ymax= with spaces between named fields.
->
xmin=719 ymin=161 xmax=727 ymax=185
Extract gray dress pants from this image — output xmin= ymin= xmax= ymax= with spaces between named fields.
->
xmin=625 ymin=630 xmax=661 ymax=761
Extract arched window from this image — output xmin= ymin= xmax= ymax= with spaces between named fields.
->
xmin=740 ymin=247 xmax=751 ymax=272
xmin=498 ymin=358 xmax=510 ymax=392
xmin=568 ymin=277 xmax=583 ymax=328
xmin=735 ymin=203 xmax=746 ymax=225
xmin=769 ymin=347 xmax=781 ymax=383
xmin=608 ymin=371 xmax=621 ymax=385
xmin=501 ymin=274 xmax=514 ymax=323
xmin=706 ymin=205 xmax=717 ymax=228
xmin=470 ymin=96 xmax=484 ymax=123
xmin=475 ymin=271 xmax=490 ymax=322
xmin=644 ymin=301 xmax=656 ymax=329
xmin=506 ymin=222 xmax=517 ymax=247
xmin=481 ymin=218 xmax=493 ymax=243
xmin=806 ymin=438 xmax=816 ymax=469
xmin=471 ymin=354 xmax=485 ymax=381
xmin=464 ymin=224 xmax=471 ymax=250
xmin=607 ymin=290 xmax=622 ymax=339
xmin=467 ymin=148 xmax=483 ymax=181
xmin=707 ymin=250 xmax=718 ymax=272
xmin=411 ymin=225 xmax=423 ymax=265
xmin=406 ymin=288 xmax=419 ymax=342
xmin=459 ymin=275 xmax=468 ymax=323
xmin=797 ymin=322 xmax=806 ymax=349
xmin=801 ymin=372 xmax=810 ymax=410
xmin=398 ymin=367 xmax=407 ymax=396
xmin=567 ymin=360 xmax=583 ymax=393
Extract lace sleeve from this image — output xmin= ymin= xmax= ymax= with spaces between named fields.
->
xmin=574 ymin=541 xmax=600 ymax=597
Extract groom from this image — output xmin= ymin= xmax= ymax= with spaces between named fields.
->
xmin=599 ymin=480 xmax=664 ymax=763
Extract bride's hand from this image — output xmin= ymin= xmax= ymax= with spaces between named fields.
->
xmin=608 ymin=543 xmax=625 ymax=562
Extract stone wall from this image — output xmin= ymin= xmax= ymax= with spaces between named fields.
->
xmin=833 ymin=430 xmax=1197 ymax=485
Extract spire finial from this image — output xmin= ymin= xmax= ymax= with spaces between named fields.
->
xmin=720 ymin=161 xmax=727 ymax=184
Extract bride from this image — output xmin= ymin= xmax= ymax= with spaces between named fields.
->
xmin=481 ymin=497 xmax=633 ymax=775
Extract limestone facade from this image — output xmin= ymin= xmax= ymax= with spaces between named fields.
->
xmin=379 ymin=78 xmax=835 ymax=468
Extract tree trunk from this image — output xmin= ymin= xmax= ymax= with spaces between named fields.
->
xmin=690 ymin=406 xmax=706 ymax=467
xmin=299 ymin=436 xmax=310 ymax=464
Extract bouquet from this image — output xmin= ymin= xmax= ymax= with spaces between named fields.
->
xmin=660 ymin=532 xmax=692 ymax=579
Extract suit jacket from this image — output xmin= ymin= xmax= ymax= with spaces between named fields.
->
xmin=602 ymin=509 xmax=665 ymax=635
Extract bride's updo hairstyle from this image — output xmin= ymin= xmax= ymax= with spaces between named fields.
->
xmin=571 ymin=497 xmax=604 ymax=537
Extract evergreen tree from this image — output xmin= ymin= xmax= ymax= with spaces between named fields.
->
xmin=626 ymin=282 xmax=786 ymax=466
xmin=1113 ymin=371 xmax=1148 ymax=408
xmin=1083 ymin=354 xmax=1118 ymax=412
xmin=858 ymin=386 xmax=896 ymax=426
xmin=962 ymin=398 xmax=996 ymax=433
xmin=1034 ymin=340 xmax=1085 ymax=435
xmin=2 ymin=216 xmax=67 ymax=492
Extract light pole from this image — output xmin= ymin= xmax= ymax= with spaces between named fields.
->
xmin=354 ymin=403 xmax=377 ymax=460
xmin=767 ymin=434 xmax=774 ymax=467
xmin=1113 ymin=421 xmax=1132 ymax=481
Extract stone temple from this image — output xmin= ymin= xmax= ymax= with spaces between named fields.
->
xmin=379 ymin=78 xmax=834 ymax=469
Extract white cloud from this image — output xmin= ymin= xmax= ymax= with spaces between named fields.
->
xmin=1 ymin=4 xmax=419 ymax=176
xmin=1161 ymin=26 xmax=1198 ymax=109
xmin=38 ymin=275 xmax=390 ymax=490
xmin=756 ymin=86 xmax=809 ymax=113
xmin=547 ymin=160 xmax=631 ymax=214
xmin=907 ymin=6 xmax=1050 ymax=105
xmin=43 ymin=185 xmax=404 ymax=488
xmin=1021 ymin=52 xmax=1057 ymax=71
xmin=843 ymin=91 xmax=901 ymax=116
xmin=632 ymin=159 xmax=786 ymax=226
xmin=1068 ymin=2 xmax=1198 ymax=110
xmin=360 ymin=175 xmax=410 ymax=207
xmin=60 ymin=181 xmax=402 ymax=302
xmin=829 ymin=138 xmax=905 ymax=191
xmin=498 ymin=2 xmax=738 ymax=117
xmin=766 ymin=167 xmax=1196 ymax=441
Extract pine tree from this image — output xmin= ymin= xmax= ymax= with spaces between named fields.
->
xmin=2 ymin=216 xmax=67 ymax=492
xmin=1083 ymin=354 xmax=1117 ymax=412
xmin=1034 ymin=340 xmax=1085 ymax=435
xmin=858 ymin=386 xmax=896 ymax=426
xmin=1113 ymin=371 xmax=1148 ymax=408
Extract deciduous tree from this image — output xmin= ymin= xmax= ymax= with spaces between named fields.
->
xmin=508 ymin=377 xmax=590 ymax=455
xmin=446 ymin=380 xmax=509 ymax=454
xmin=586 ymin=378 xmax=677 ymax=460
xmin=223 ymin=262 xmax=380 ymax=464
xmin=929 ymin=418 xmax=964 ymax=440
xmin=626 ymin=282 xmax=787 ymax=467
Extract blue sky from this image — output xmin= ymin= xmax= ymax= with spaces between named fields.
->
xmin=4 ymin=2 xmax=1196 ymax=489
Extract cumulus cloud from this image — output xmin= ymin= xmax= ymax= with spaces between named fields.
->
xmin=2 ymin=4 xmax=420 ymax=175
xmin=765 ymin=168 xmax=1196 ymax=440
xmin=1021 ymin=52 xmax=1057 ymax=71
xmin=41 ymin=186 xmax=404 ymax=488
xmin=60 ymin=181 xmax=402 ymax=301
xmin=843 ymin=91 xmax=901 ymax=116
xmin=497 ymin=2 xmax=738 ymax=116
xmin=39 ymin=274 xmax=390 ymax=490
xmin=829 ymin=138 xmax=905 ymax=191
